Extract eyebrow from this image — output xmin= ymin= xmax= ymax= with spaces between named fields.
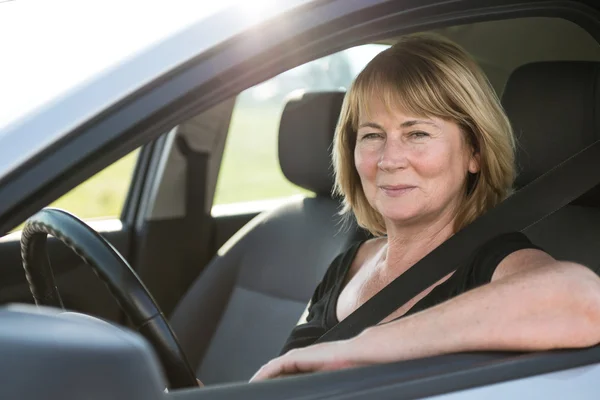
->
xmin=358 ymin=120 xmax=438 ymax=129
xmin=401 ymin=119 xmax=438 ymax=128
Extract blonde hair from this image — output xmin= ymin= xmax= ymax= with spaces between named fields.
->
xmin=332 ymin=33 xmax=515 ymax=236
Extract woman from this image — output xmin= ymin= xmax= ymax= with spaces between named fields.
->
xmin=250 ymin=33 xmax=600 ymax=381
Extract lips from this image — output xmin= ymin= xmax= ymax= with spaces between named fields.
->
xmin=379 ymin=185 xmax=416 ymax=197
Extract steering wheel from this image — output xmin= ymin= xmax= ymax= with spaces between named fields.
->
xmin=20 ymin=208 xmax=200 ymax=390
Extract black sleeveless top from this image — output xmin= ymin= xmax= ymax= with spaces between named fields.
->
xmin=280 ymin=232 xmax=540 ymax=355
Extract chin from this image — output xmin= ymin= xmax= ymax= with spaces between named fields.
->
xmin=378 ymin=206 xmax=424 ymax=225
xmin=384 ymin=214 xmax=423 ymax=226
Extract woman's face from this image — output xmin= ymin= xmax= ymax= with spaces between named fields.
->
xmin=354 ymin=99 xmax=479 ymax=229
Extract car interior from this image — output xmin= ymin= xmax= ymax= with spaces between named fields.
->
xmin=1 ymin=9 xmax=600 ymax=396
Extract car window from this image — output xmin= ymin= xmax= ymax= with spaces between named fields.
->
xmin=213 ymin=44 xmax=389 ymax=208
xmin=49 ymin=149 xmax=139 ymax=221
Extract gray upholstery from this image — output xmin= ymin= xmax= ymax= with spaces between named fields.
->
xmin=523 ymin=206 xmax=600 ymax=271
xmin=501 ymin=61 xmax=600 ymax=272
xmin=502 ymin=62 xmax=600 ymax=189
xmin=169 ymin=91 xmax=366 ymax=384
xmin=279 ymin=91 xmax=346 ymax=196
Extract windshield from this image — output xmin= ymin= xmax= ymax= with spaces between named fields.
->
xmin=0 ymin=0 xmax=241 ymax=132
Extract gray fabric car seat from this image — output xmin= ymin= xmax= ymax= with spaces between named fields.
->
xmin=501 ymin=61 xmax=600 ymax=271
xmin=169 ymin=91 xmax=367 ymax=385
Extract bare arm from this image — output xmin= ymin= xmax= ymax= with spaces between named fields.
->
xmin=251 ymin=250 xmax=600 ymax=380
xmin=351 ymin=252 xmax=600 ymax=364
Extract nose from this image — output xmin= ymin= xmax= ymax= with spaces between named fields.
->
xmin=377 ymin=136 xmax=408 ymax=171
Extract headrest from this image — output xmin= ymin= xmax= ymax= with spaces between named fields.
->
xmin=502 ymin=61 xmax=600 ymax=189
xmin=278 ymin=91 xmax=346 ymax=196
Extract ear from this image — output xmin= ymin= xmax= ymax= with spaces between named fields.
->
xmin=468 ymin=151 xmax=480 ymax=174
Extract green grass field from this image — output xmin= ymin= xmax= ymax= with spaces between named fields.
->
xmin=49 ymin=150 xmax=140 ymax=220
xmin=214 ymin=105 xmax=310 ymax=205
xmin=48 ymin=106 xmax=310 ymax=221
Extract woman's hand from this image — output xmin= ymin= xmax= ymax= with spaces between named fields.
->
xmin=250 ymin=340 xmax=367 ymax=382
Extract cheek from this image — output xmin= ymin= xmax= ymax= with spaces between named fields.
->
xmin=413 ymin=143 xmax=467 ymax=192
xmin=354 ymin=146 xmax=379 ymax=180
xmin=413 ymin=145 xmax=452 ymax=178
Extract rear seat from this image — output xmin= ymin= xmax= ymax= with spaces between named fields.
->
xmin=502 ymin=61 xmax=600 ymax=272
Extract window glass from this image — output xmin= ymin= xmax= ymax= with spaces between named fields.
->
xmin=213 ymin=44 xmax=389 ymax=207
xmin=49 ymin=149 xmax=140 ymax=220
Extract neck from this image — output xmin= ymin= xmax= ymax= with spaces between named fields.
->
xmin=382 ymin=208 xmax=457 ymax=275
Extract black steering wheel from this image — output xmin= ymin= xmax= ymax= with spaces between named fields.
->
xmin=20 ymin=208 xmax=199 ymax=390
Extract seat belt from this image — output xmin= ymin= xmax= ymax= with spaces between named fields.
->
xmin=316 ymin=139 xmax=600 ymax=344
xmin=175 ymin=135 xmax=215 ymax=291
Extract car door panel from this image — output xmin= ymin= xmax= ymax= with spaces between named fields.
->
xmin=167 ymin=348 xmax=600 ymax=400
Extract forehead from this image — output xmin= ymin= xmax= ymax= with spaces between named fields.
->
xmin=355 ymin=92 xmax=436 ymax=124
xmin=357 ymin=98 xmax=440 ymax=126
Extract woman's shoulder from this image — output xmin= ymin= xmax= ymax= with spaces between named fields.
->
xmin=475 ymin=231 xmax=541 ymax=258
xmin=457 ymin=231 xmax=543 ymax=288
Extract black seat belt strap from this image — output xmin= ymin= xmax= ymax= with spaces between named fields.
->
xmin=316 ymin=138 xmax=600 ymax=344
xmin=175 ymin=136 xmax=215 ymax=286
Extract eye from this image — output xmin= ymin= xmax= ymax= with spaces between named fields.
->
xmin=360 ymin=133 xmax=383 ymax=140
xmin=409 ymin=131 xmax=430 ymax=139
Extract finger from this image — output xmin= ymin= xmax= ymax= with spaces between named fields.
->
xmin=250 ymin=345 xmax=338 ymax=382
xmin=279 ymin=357 xmax=323 ymax=376
xmin=250 ymin=355 xmax=310 ymax=382
xmin=250 ymin=360 xmax=284 ymax=382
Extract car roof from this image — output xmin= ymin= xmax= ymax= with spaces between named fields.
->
xmin=0 ymin=0 xmax=314 ymax=182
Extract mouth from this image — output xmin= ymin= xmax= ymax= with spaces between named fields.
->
xmin=378 ymin=185 xmax=416 ymax=197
